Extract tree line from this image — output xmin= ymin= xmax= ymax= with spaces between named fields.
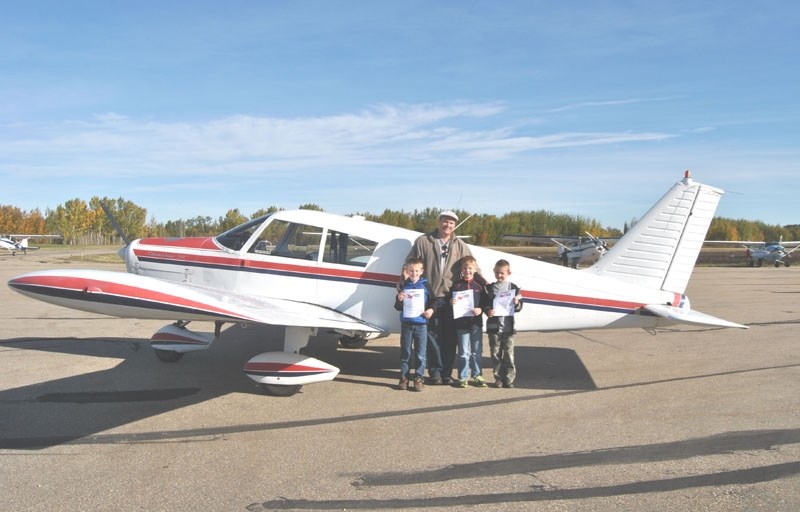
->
xmin=2 ymin=200 xmax=798 ymax=246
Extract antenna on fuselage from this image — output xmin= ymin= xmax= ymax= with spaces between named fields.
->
xmin=454 ymin=213 xmax=474 ymax=232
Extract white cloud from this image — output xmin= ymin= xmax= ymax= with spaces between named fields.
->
xmin=0 ymin=102 xmax=674 ymax=178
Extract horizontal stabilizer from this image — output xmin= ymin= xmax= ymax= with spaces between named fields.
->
xmin=644 ymin=304 xmax=748 ymax=329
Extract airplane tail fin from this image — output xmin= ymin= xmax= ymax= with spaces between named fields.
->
xmin=588 ymin=171 xmax=723 ymax=294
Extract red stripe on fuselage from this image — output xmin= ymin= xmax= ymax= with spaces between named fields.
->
xmin=138 ymin=237 xmax=218 ymax=250
xmin=520 ymin=289 xmax=644 ymax=311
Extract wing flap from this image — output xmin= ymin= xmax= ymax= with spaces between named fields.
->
xmin=644 ymin=304 xmax=748 ymax=329
xmin=8 ymin=269 xmax=381 ymax=333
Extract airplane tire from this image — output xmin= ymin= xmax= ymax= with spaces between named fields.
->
xmin=154 ymin=348 xmax=184 ymax=363
xmin=757 ymin=259 xmax=763 ymax=267
xmin=339 ymin=335 xmax=369 ymax=349
xmin=260 ymin=384 xmax=302 ymax=397
xmin=775 ymin=261 xmax=781 ymax=268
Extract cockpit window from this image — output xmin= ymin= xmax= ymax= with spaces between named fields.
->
xmin=215 ymin=215 xmax=271 ymax=251
xmin=250 ymin=220 xmax=322 ymax=260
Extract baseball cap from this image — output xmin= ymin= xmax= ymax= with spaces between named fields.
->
xmin=438 ymin=210 xmax=459 ymax=222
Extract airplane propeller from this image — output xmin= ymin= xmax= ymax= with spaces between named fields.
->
xmin=100 ymin=202 xmax=136 ymax=268
xmin=100 ymin=202 xmax=131 ymax=246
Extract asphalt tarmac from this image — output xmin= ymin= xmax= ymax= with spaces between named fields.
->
xmin=1 ymin=255 xmax=798 ymax=511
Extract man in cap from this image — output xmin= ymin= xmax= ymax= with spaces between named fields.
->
xmin=406 ymin=210 xmax=482 ymax=385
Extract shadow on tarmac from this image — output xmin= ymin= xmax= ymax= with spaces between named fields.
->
xmin=0 ymin=323 xmax=594 ymax=449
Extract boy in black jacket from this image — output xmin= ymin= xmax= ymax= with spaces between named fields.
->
xmin=484 ymin=259 xmax=523 ymax=388
xmin=450 ymin=256 xmax=488 ymax=388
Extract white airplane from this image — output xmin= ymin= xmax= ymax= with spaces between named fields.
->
xmin=7 ymin=171 xmax=746 ymax=396
xmin=504 ymin=232 xmax=615 ymax=268
xmin=1 ymin=236 xmax=40 ymax=255
xmin=705 ymin=237 xmax=800 ymax=267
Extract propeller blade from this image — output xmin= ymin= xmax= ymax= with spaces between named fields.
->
xmin=100 ymin=202 xmax=131 ymax=246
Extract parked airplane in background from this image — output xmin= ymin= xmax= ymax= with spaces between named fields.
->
xmin=8 ymin=171 xmax=746 ymax=397
xmin=504 ymin=232 xmax=616 ymax=268
xmin=1 ymin=236 xmax=40 ymax=255
xmin=706 ymin=237 xmax=800 ymax=267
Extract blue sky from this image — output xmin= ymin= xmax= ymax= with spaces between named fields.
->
xmin=2 ymin=1 xmax=798 ymax=230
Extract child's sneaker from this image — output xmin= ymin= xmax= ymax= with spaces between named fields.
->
xmin=397 ymin=378 xmax=408 ymax=390
xmin=413 ymin=377 xmax=424 ymax=391
xmin=458 ymin=379 xmax=468 ymax=388
xmin=472 ymin=376 xmax=487 ymax=388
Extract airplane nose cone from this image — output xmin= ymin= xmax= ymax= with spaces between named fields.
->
xmin=122 ymin=242 xmax=139 ymax=273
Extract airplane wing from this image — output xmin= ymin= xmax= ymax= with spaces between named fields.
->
xmin=644 ymin=304 xmax=748 ymax=329
xmin=8 ymin=269 xmax=383 ymax=333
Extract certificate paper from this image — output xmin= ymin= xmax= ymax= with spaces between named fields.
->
xmin=493 ymin=290 xmax=516 ymax=317
xmin=452 ymin=289 xmax=475 ymax=318
xmin=402 ymin=289 xmax=425 ymax=318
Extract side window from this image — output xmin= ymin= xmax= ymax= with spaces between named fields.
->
xmin=250 ymin=220 xmax=322 ymax=261
xmin=322 ymin=231 xmax=378 ymax=267
xmin=249 ymin=219 xmax=288 ymax=256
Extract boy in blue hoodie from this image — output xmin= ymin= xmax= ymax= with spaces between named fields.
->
xmin=394 ymin=257 xmax=435 ymax=391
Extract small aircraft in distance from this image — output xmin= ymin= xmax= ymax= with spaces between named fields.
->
xmin=705 ymin=237 xmax=800 ymax=267
xmin=8 ymin=171 xmax=746 ymax=397
xmin=503 ymin=232 xmax=616 ymax=268
xmin=1 ymin=236 xmax=40 ymax=256
xmin=1 ymin=234 xmax=62 ymax=256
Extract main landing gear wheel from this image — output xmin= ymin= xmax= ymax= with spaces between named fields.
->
xmin=338 ymin=335 xmax=368 ymax=349
xmin=259 ymin=383 xmax=302 ymax=397
xmin=154 ymin=348 xmax=184 ymax=363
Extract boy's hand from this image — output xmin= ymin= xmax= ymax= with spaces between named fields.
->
xmin=422 ymin=308 xmax=433 ymax=319
xmin=487 ymin=309 xmax=495 ymax=317
xmin=397 ymin=292 xmax=405 ymax=301
xmin=472 ymin=307 xmax=482 ymax=316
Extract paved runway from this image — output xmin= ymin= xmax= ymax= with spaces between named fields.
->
xmin=1 ymin=255 xmax=798 ymax=511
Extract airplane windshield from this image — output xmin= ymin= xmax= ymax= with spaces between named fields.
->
xmin=215 ymin=215 xmax=272 ymax=251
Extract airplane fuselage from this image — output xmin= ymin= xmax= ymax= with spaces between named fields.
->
xmin=123 ymin=210 xmax=679 ymax=335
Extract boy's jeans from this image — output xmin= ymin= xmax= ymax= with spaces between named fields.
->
xmin=456 ymin=325 xmax=483 ymax=381
xmin=400 ymin=323 xmax=428 ymax=379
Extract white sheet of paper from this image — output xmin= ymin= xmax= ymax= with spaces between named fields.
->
xmin=452 ymin=289 xmax=475 ymax=318
xmin=402 ymin=289 xmax=425 ymax=318
xmin=493 ymin=290 xmax=515 ymax=317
